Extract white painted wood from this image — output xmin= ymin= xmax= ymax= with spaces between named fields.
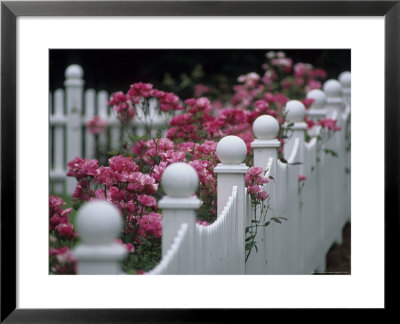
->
xmin=194 ymin=186 xmax=238 ymax=274
xmin=97 ymin=90 xmax=108 ymax=148
xmin=214 ymin=135 xmax=248 ymax=273
xmin=339 ymin=71 xmax=351 ymax=114
xmin=64 ymin=65 xmax=84 ymax=194
xmin=84 ymin=89 xmax=96 ymax=159
xmin=284 ymin=100 xmax=307 ymax=165
xmin=53 ymin=89 xmax=66 ymax=193
xmin=248 ymin=115 xmax=281 ymax=274
xmin=158 ymin=163 xmax=201 ymax=274
xmin=323 ymin=79 xmax=348 ymax=246
xmin=148 ymin=223 xmax=189 ymax=275
xmin=72 ymin=200 xmax=127 ymax=274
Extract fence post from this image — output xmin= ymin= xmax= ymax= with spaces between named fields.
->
xmin=323 ymin=79 xmax=346 ymax=245
xmin=339 ymin=71 xmax=351 ymax=223
xmin=159 ymin=162 xmax=201 ymax=274
xmin=323 ymin=79 xmax=344 ymax=122
xmin=214 ymin=135 xmax=248 ymax=274
xmin=306 ymin=89 xmax=327 ymax=133
xmin=72 ymin=200 xmax=127 ymax=274
xmin=284 ymin=100 xmax=307 ymax=272
xmin=250 ymin=115 xmax=281 ymax=274
xmin=64 ymin=64 xmax=84 ymax=194
xmin=284 ymin=100 xmax=307 ymax=166
xmin=339 ymin=71 xmax=351 ymax=113
xmin=251 ymin=115 xmax=281 ymax=167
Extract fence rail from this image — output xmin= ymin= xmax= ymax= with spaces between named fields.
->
xmin=71 ymin=72 xmax=351 ymax=275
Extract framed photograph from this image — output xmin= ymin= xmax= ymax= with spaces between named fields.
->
xmin=1 ymin=0 xmax=397 ymax=321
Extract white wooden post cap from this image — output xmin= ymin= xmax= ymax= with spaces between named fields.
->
xmin=323 ymin=79 xmax=343 ymax=98
xmin=76 ymin=200 xmax=122 ymax=245
xmin=285 ymin=100 xmax=306 ymax=123
xmin=307 ymin=89 xmax=327 ymax=110
xmin=65 ymin=64 xmax=84 ymax=79
xmin=339 ymin=71 xmax=351 ymax=88
xmin=216 ymin=135 xmax=247 ymax=164
xmin=252 ymin=115 xmax=280 ymax=140
xmin=161 ymin=162 xmax=199 ymax=198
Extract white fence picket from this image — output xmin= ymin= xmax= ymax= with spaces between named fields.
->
xmin=84 ymin=89 xmax=96 ymax=159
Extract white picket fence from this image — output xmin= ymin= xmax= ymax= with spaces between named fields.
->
xmin=49 ymin=64 xmax=169 ymax=194
xmin=71 ymin=72 xmax=351 ymax=275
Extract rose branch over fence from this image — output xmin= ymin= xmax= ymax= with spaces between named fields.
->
xmin=70 ymin=72 xmax=351 ymax=274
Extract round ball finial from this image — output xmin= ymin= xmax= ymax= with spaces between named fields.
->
xmin=161 ymin=162 xmax=199 ymax=198
xmin=285 ymin=100 xmax=306 ymax=123
xmin=339 ymin=71 xmax=351 ymax=88
xmin=76 ymin=200 xmax=122 ymax=245
xmin=307 ymin=89 xmax=327 ymax=109
xmin=323 ymin=79 xmax=343 ymax=98
xmin=252 ymin=115 xmax=280 ymax=140
xmin=65 ymin=64 xmax=84 ymax=79
xmin=216 ymin=135 xmax=247 ymax=164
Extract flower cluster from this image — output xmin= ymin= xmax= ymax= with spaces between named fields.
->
xmin=245 ymin=167 xmax=270 ymax=205
xmin=194 ymin=84 xmax=211 ymax=97
xmin=108 ymin=91 xmax=135 ymax=123
xmin=108 ymin=83 xmax=184 ymax=124
xmin=262 ymin=51 xmax=327 ymax=98
xmin=49 ymin=195 xmax=73 ymax=232
xmin=49 ymin=196 xmax=77 ymax=274
xmin=298 ymin=174 xmax=307 ymax=182
xmin=86 ymin=116 xmax=107 ymax=135
xmin=306 ymin=117 xmax=341 ymax=132
xmin=167 ymin=97 xmax=216 ymax=142
xmin=67 ymin=155 xmax=161 ymax=243
xmin=49 ymin=247 xmax=77 ymax=274
xmin=318 ymin=118 xmax=342 ymax=132
xmin=49 ymin=196 xmax=77 ymax=241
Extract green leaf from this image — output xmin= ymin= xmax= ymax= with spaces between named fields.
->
xmin=131 ymin=255 xmax=139 ymax=264
xmin=245 ymin=235 xmax=256 ymax=242
xmin=141 ymin=238 xmax=152 ymax=247
xmin=324 ymin=149 xmax=338 ymax=157
xmin=245 ymin=243 xmax=253 ymax=251
xmin=72 ymin=201 xmax=82 ymax=211
xmin=263 ymin=221 xmax=270 ymax=227
xmin=271 ymin=217 xmax=282 ymax=224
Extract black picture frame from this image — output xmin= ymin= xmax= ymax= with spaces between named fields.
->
xmin=1 ymin=0 xmax=398 ymax=321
